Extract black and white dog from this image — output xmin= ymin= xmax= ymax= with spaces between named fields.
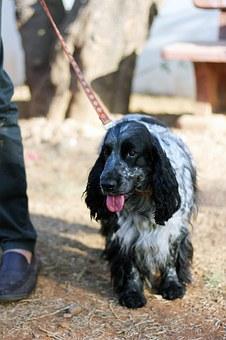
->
xmin=85 ymin=114 xmax=197 ymax=308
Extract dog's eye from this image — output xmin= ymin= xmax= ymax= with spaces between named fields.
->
xmin=127 ymin=149 xmax=137 ymax=158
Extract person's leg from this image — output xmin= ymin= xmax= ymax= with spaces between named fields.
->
xmin=0 ymin=94 xmax=37 ymax=257
xmin=0 ymin=6 xmax=36 ymax=255
xmin=0 ymin=0 xmax=38 ymax=301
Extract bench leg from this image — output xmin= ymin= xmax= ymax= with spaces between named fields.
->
xmin=194 ymin=62 xmax=226 ymax=113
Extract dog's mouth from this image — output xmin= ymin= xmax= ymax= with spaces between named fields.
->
xmin=106 ymin=195 xmax=125 ymax=213
xmin=104 ymin=187 xmax=151 ymax=213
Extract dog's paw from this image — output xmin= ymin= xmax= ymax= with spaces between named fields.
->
xmin=119 ymin=290 xmax=147 ymax=309
xmin=159 ymin=281 xmax=186 ymax=300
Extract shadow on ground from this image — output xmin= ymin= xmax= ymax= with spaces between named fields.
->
xmin=31 ymin=214 xmax=113 ymax=300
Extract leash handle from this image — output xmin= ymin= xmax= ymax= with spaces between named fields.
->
xmin=38 ymin=0 xmax=112 ymax=126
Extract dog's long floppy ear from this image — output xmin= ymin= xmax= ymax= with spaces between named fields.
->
xmin=85 ymin=149 xmax=111 ymax=221
xmin=151 ymin=137 xmax=181 ymax=225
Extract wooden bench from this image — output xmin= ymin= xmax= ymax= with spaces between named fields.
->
xmin=162 ymin=0 xmax=226 ymax=113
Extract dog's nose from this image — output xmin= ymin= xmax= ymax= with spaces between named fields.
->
xmin=101 ymin=179 xmax=117 ymax=193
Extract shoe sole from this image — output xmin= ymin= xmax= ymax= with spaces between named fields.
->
xmin=0 ymin=292 xmax=34 ymax=302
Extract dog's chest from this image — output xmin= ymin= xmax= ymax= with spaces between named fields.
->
xmin=116 ymin=209 xmax=180 ymax=276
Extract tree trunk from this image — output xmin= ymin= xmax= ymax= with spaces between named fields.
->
xmin=15 ymin=0 xmax=66 ymax=117
xmin=16 ymin=0 xmax=162 ymax=122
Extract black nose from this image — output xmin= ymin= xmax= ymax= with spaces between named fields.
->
xmin=101 ymin=179 xmax=117 ymax=193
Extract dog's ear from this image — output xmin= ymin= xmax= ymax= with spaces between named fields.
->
xmin=151 ymin=137 xmax=181 ymax=225
xmin=85 ymin=149 xmax=111 ymax=221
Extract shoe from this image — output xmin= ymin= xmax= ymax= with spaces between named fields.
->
xmin=0 ymin=252 xmax=39 ymax=302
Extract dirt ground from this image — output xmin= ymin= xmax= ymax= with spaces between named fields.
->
xmin=0 ymin=94 xmax=225 ymax=339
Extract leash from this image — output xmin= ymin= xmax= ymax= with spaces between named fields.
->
xmin=38 ymin=0 xmax=112 ymax=127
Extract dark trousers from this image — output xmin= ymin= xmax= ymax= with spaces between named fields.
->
xmin=0 ymin=0 xmax=36 ymax=252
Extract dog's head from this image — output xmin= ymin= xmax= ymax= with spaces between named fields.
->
xmin=85 ymin=120 xmax=180 ymax=225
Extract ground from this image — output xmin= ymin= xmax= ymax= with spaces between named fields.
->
xmin=0 ymin=94 xmax=225 ymax=339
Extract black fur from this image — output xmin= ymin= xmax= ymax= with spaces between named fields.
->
xmin=85 ymin=152 xmax=111 ymax=221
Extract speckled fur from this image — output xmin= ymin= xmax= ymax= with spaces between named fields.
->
xmin=85 ymin=114 xmax=197 ymax=308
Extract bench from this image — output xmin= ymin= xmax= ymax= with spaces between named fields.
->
xmin=162 ymin=0 xmax=226 ymax=113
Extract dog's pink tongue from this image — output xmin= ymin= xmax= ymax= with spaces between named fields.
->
xmin=106 ymin=195 xmax=125 ymax=212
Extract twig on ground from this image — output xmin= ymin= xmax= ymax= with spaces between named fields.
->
xmin=76 ymin=267 xmax=86 ymax=281
xmin=38 ymin=326 xmax=64 ymax=340
xmin=28 ymin=304 xmax=72 ymax=321
xmin=109 ymin=302 xmax=121 ymax=321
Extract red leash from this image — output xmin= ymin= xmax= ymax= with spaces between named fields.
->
xmin=38 ymin=0 xmax=112 ymax=127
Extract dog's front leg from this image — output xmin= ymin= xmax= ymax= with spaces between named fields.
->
xmin=107 ymin=240 xmax=146 ymax=308
xmin=158 ymin=267 xmax=186 ymax=300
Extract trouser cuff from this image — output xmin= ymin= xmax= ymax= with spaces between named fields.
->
xmin=1 ymin=241 xmax=36 ymax=253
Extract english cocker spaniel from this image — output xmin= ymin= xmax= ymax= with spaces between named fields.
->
xmin=85 ymin=114 xmax=197 ymax=309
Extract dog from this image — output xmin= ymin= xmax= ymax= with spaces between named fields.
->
xmin=85 ymin=114 xmax=197 ymax=308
